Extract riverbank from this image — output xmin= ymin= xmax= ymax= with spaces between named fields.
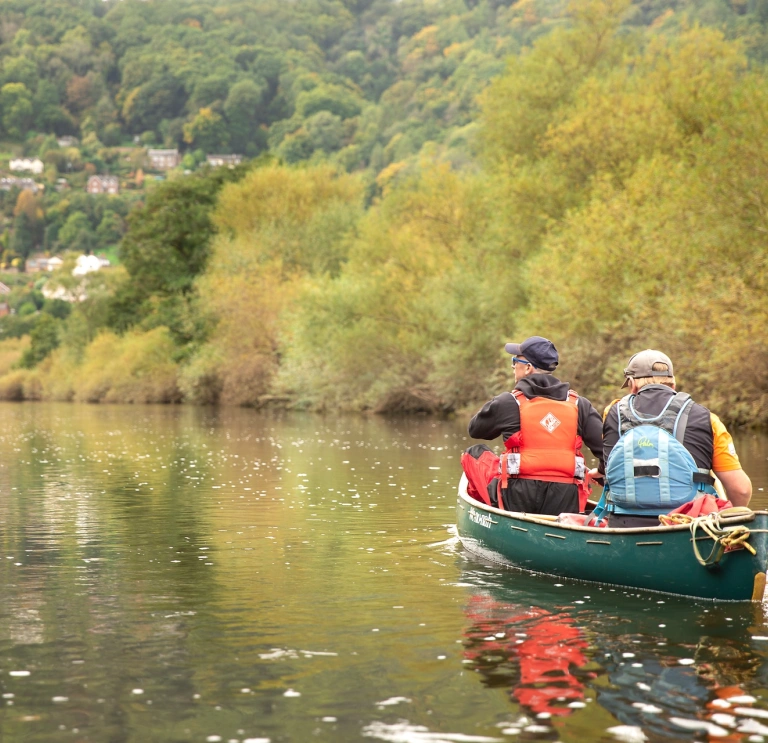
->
xmin=0 ymin=346 xmax=763 ymax=434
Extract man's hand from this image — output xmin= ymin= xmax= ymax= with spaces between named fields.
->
xmin=587 ymin=468 xmax=604 ymax=486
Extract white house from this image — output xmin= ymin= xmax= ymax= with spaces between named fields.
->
xmin=207 ymin=154 xmax=243 ymax=168
xmin=73 ymin=254 xmax=103 ymax=276
xmin=9 ymin=158 xmax=44 ymax=175
xmin=0 ymin=176 xmax=40 ymax=193
xmin=148 ymin=149 xmax=179 ymax=170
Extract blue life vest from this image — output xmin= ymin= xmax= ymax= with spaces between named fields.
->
xmin=604 ymin=391 xmax=717 ymax=516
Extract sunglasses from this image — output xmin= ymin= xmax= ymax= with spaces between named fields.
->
xmin=511 ymin=357 xmax=532 ymax=367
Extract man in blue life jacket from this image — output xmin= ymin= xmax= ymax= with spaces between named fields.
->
xmin=599 ymin=349 xmax=752 ymax=528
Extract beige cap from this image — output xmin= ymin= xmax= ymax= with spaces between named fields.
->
xmin=621 ymin=349 xmax=674 ymax=388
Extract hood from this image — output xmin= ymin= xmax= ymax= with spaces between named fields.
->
xmin=515 ymin=374 xmax=570 ymax=401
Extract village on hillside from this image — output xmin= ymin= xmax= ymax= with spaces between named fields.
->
xmin=0 ymin=136 xmax=245 ymax=279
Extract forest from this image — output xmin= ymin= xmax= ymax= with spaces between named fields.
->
xmin=0 ymin=0 xmax=765 ymax=426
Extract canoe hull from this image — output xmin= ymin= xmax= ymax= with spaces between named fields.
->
xmin=456 ymin=477 xmax=768 ymax=601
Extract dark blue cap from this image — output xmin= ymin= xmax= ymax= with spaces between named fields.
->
xmin=504 ymin=336 xmax=559 ymax=372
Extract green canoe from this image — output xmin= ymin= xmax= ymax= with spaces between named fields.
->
xmin=456 ymin=475 xmax=768 ymax=601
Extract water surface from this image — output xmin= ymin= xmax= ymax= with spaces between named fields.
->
xmin=0 ymin=403 xmax=766 ymax=742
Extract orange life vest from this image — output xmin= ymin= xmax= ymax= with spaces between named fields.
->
xmin=499 ymin=390 xmax=585 ymax=488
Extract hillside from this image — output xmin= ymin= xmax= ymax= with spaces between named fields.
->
xmin=0 ymin=0 xmax=765 ymax=425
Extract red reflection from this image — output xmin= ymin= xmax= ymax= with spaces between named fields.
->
xmin=463 ymin=594 xmax=593 ymax=716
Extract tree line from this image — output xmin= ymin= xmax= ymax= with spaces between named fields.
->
xmin=0 ymin=0 xmax=766 ymax=425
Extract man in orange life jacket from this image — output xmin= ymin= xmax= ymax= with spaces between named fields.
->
xmin=468 ymin=336 xmax=604 ymax=515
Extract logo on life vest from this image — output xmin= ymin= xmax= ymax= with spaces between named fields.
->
xmin=637 ymin=437 xmax=654 ymax=448
xmin=540 ymin=413 xmax=561 ymax=433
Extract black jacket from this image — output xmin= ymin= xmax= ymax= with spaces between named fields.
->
xmin=468 ymin=374 xmax=604 ymax=467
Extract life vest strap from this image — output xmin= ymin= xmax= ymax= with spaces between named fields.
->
xmin=635 ymin=464 xmax=661 ymax=477
xmin=693 ymin=471 xmax=716 ymax=486
xmin=512 ymin=473 xmax=580 ymax=485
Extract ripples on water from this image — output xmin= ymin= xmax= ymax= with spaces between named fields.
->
xmin=0 ymin=402 xmax=765 ymax=742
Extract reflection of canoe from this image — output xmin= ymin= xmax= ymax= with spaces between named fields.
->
xmin=457 ymin=568 xmax=767 ymax=737
xmin=456 ymin=475 xmax=768 ymax=601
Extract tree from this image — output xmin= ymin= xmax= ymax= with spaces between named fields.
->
xmin=183 ymin=107 xmax=230 ymax=152
xmin=183 ymin=164 xmax=364 ymax=404
xmin=58 ymin=212 xmax=93 ymax=250
xmin=10 ymin=212 xmax=35 ymax=260
xmin=295 ymin=84 xmax=363 ymax=120
xmin=96 ymin=210 xmax=124 ymax=245
xmin=19 ymin=313 xmax=60 ymax=369
xmin=306 ymin=111 xmax=344 ymax=153
xmin=14 ymin=190 xmax=43 ymax=223
xmin=191 ymin=75 xmax=230 ymax=110
xmin=0 ymin=82 xmax=33 ymax=139
xmin=121 ymin=74 xmax=186 ymax=134
xmin=224 ymin=79 xmax=266 ymax=152
xmin=118 ymin=163 xmax=251 ymax=301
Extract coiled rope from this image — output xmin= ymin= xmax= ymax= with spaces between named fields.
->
xmin=658 ymin=509 xmax=758 ymax=566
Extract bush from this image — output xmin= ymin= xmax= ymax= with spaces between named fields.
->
xmin=0 ymin=368 xmax=40 ymax=400
xmin=0 ymin=336 xmax=29 ymax=376
xmin=73 ymin=327 xmax=181 ymax=404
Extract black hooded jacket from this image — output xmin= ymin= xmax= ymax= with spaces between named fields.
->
xmin=468 ymin=374 xmax=604 ymax=466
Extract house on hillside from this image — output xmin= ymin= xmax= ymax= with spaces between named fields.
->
xmin=207 ymin=154 xmax=243 ymax=168
xmin=26 ymin=255 xmax=64 ymax=273
xmin=26 ymin=254 xmax=48 ymax=272
xmin=0 ymin=176 xmax=40 ymax=193
xmin=57 ymin=136 xmax=78 ymax=148
xmin=148 ymin=149 xmax=179 ymax=170
xmin=0 ymin=282 xmax=10 ymax=316
xmin=87 ymin=175 xmax=119 ymax=194
xmin=9 ymin=158 xmax=44 ymax=175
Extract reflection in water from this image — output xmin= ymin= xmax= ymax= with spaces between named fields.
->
xmin=0 ymin=402 xmax=765 ymax=741
xmin=459 ymin=565 xmax=768 ymax=741
xmin=463 ymin=594 xmax=591 ymax=717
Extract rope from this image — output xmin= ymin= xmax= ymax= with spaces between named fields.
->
xmin=661 ymin=511 xmax=758 ymax=566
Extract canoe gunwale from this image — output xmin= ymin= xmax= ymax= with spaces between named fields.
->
xmin=457 ymin=474 xmax=763 ymax=535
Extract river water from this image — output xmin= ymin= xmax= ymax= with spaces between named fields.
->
xmin=0 ymin=403 xmax=767 ymax=743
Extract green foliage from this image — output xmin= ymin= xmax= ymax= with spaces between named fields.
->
xmin=10 ymin=211 xmax=35 ymax=259
xmin=224 ymin=80 xmax=267 ymax=153
xmin=19 ymin=312 xmax=59 ymax=369
xmin=0 ymin=0 xmax=766 ymax=421
xmin=96 ymin=210 xmax=124 ymax=245
xmin=58 ymin=212 xmax=92 ymax=250
xmin=280 ymin=166 xmax=515 ymax=412
xmin=183 ymin=108 xmax=230 ymax=152
xmin=119 ymin=164 xmax=250 ymax=298
xmin=181 ymin=164 xmax=364 ymax=404
xmin=0 ymin=83 xmax=33 ymax=139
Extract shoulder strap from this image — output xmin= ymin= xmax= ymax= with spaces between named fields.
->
xmin=617 ymin=394 xmax=636 ymax=435
xmin=567 ymin=390 xmax=579 ymax=407
xmin=622 ymin=390 xmax=691 ymax=437
xmin=671 ymin=394 xmax=694 ymax=444
xmin=511 ymin=389 xmax=525 ymax=406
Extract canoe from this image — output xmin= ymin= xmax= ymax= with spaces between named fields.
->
xmin=455 ymin=474 xmax=768 ymax=601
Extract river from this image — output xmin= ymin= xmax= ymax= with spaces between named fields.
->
xmin=0 ymin=402 xmax=766 ymax=742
